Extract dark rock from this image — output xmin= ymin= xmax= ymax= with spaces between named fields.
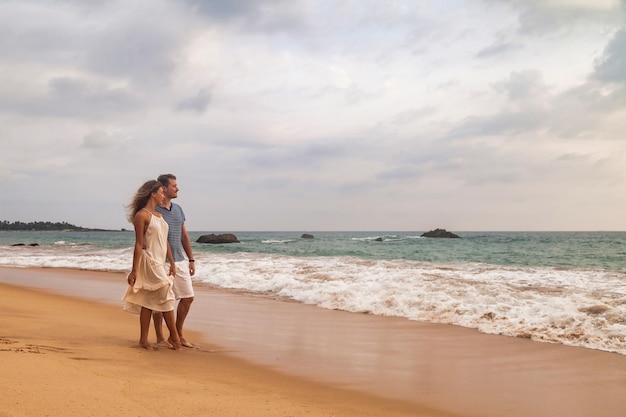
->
xmin=11 ymin=243 xmax=25 ymax=246
xmin=301 ymin=234 xmax=314 ymax=239
xmin=374 ymin=237 xmax=384 ymax=242
xmin=196 ymin=233 xmax=240 ymax=244
xmin=421 ymin=228 xmax=460 ymax=238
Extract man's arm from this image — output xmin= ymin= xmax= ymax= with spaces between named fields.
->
xmin=181 ymin=223 xmax=195 ymax=276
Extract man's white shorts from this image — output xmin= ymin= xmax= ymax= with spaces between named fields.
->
xmin=171 ymin=260 xmax=194 ymax=299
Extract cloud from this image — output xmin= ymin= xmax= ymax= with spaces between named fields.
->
xmin=376 ymin=166 xmax=423 ymax=182
xmin=0 ymin=76 xmax=139 ymax=122
xmin=181 ymin=0 xmax=284 ymax=19
xmin=329 ymin=66 xmax=352 ymax=89
xmin=179 ymin=0 xmax=304 ymax=32
xmin=47 ymin=77 xmax=139 ymax=118
xmin=244 ymin=141 xmax=350 ymax=172
xmin=446 ymin=110 xmax=547 ymax=139
xmin=175 ymin=88 xmax=212 ymax=113
xmin=592 ymin=29 xmax=626 ymax=83
xmin=476 ymin=41 xmax=524 ymax=59
xmin=446 ymin=60 xmax=626 ymax=141
xmin=82 ymin=6 xmax=187 ymax=88
xmin=82 ymin=130 xmax=113 ymax=149
xmin=0 ymin=1 xmax=192 ymax=89
xmin=388 ymin=107 xmax=436 ymax=126
xmin=492 ymin=70 xmax=549 ymax=103
xmin=483 ymin=0 xmax=625 ymax=34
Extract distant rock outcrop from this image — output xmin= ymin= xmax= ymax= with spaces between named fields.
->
xmin=301 ymin=233 xmax=314 ymax=239
xmin=196 ymin=233 xmax=240 ymax=244
xmin=421 ymin=228 xmax=460 ymax=238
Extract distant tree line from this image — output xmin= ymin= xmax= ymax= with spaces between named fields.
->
xmin=0 ymin=221 xmax=88 ymax=231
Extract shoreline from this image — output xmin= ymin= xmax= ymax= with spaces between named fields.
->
xmin=1 ymin=266 xmax=626 ymax=416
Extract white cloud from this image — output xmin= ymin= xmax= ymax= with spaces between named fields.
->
xmin=329 ymin=66 xmax=355 ymax=92
xmin=0 ymin=0 xmax=625 ymax=230
xmin=82 ymin=130 xmax=113 ymax=149
xmin=542 ymin=0 xmax=621 ymax=10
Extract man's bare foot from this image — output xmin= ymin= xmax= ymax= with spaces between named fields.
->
xmin=139 ymin=341 xmax=154 ymax=351
xmin=180 ymin=338 xmax=194 ymax=348
xmin=168 ymin=337 xmax=183 ymax=351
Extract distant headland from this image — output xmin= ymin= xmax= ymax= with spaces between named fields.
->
xmin=0 ymin=221 xmax=123 ymax=232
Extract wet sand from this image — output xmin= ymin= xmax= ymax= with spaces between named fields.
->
xmin=1 ymin=267 xmax=625 ymax=416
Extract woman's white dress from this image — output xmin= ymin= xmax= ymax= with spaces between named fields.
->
xmin=122 ymin=212 xmax=176 ymax=313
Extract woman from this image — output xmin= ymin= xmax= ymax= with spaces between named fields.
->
xmin=122 ymin=180 xmax=182 ymax=351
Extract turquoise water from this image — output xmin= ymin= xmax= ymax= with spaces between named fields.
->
xmin=2 ymin=230 xmax=623 ymax=270
xmin=193 ymin=231 xmax=626 ymax=270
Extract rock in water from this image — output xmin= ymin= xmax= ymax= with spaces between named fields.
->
xmin=196 ymin=233 xmax=240 ymax=244
xmin=421 ymin=228 xmax=460 ymax=238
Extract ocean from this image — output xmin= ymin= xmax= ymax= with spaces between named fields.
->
xmin=1 ymin=230 xmax=625 ymax=355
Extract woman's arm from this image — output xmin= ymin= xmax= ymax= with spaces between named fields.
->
xmin=166 ymin=242 xmax=175 ymax=276
xmin=127 ymin=210 xmax=148 ymax=285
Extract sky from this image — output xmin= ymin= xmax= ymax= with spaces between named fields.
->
xmin=1 ymin=0 xmax=625 ymax=231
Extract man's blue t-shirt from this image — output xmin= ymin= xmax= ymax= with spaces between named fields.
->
xmin=155 ymin=202 xmax=186 ymax=262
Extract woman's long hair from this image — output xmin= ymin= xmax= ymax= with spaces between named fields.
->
xmin=126 ymin=180 xmax=162 ymax=222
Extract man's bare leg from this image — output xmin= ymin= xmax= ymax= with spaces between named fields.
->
xmin=152 ymin=311 xmax=172 ymax=348
xmin=176 ymin=297 xmax=194 ymax=347
xmin=163 ymin=310 xmax=182 ymax=351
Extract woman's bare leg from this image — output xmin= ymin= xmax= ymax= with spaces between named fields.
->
xmin=139 ymin=307 xmax=154 ymax=350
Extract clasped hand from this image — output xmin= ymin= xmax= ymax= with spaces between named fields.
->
xmin=127 ymin=271 xmax=136 ymax=285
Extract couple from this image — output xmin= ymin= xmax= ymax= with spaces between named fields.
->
xmin=122 ymin=174 xmax=196 ymax=351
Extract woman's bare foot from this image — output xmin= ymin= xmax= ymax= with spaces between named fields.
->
xmin=139 ymin=341 xmax=154 ymax=351
xmin=168 ymin=337 xmax=183 ymax=351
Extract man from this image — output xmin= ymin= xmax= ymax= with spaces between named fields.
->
xmin=153 ymin=173 xmax=196 ymax=348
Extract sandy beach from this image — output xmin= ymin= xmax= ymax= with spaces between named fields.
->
xmin=0 ymin=282 xmax=433 ymax=417
xmin=1 ymin=267 xmax=625 ymax=416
